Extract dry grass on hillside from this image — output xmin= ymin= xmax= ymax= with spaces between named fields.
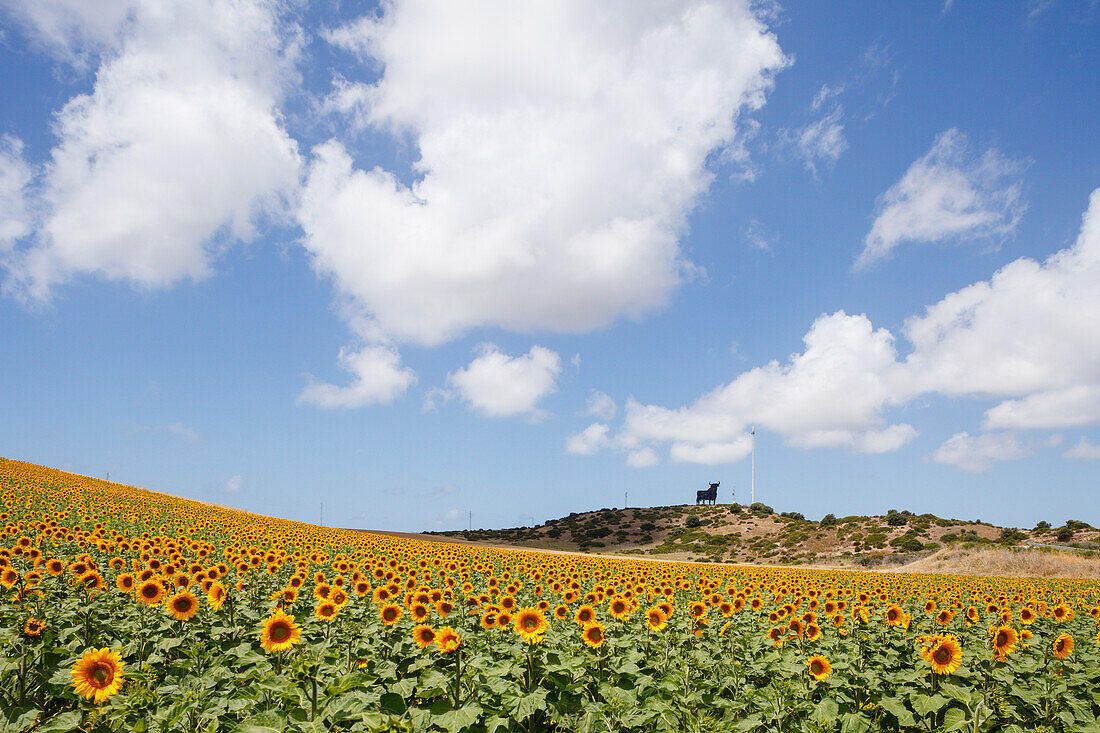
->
xmin=893 ymin=546 xmax=1100 ymax=579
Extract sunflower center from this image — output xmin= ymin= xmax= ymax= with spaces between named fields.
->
xmin=270 ymin=622 xmax=290 ymax=642
xmin=175 ymin=599 xmax=190 ymax=612
xmin=810 ymin=661 xmax=824 ymax=675
xmin=91 ymin=664 xmax=112 ymax=686
xmin=933 ymin=646 xmax=951 ymax=664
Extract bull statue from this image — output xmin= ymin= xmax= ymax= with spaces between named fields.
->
xmin=696 ymin=482 xmax=719 ymax=505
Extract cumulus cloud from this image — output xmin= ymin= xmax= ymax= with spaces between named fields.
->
xmin=626 ymin=447 xmax=660 ymax=468
xmin=578 ymin=188 xmax=1100 ymax=467
xmin=584 ymin=390 xmax=617 ymax=420
xmin=447 ymin=344 xmax=562 ymax=419
xmin=983 ymin=386 xmax=1100 ymax=430
xmin=298 ymin=344 xmax=416 ymax=408
xmin=224 ymin=474 xmax=243 ymax=493
xmin=0 ymin=136 xmax=33 ymax=249
xmin=3 ymin=0 xmax=301 ymax=298
xmin=858 ymin=129 xmax=1026 ymax=268
xmin=300 ymin=0 xmax=787 ymax=346
xmin=565 ymin=422 xmax=611 ymax=456
xmin=901 ymin=187 xmax=1100 ymax=400
xmin=1064 ymin=438 xmax=1100 ymax=460
xmin=930 ymin=432 xmax=1032 ymax=473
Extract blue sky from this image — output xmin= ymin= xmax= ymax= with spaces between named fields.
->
xmin=1 ymin=0 xmax=1098 ymax=532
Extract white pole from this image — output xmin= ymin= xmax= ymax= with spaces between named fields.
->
xmin=750 ymin=425 xmax=755 ymax=505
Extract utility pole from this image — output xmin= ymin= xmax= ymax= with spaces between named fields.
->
xmin=468 ymin=511 xmax=472 ymax=531
xmin=624 ymin=491 xmax=628 ymax=508
xmin=750 ymin=425 xmax=755 ymax=505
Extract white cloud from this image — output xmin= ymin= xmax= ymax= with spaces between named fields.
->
xmin=0 ymin=136 xmax=33 ymax=249
xmin=565 ymin=422 xmax=611 ymax=455
xmin=670 ymin=438 xmax=752 ymax=465
xmin=810 ymin=83 xmax=844 ymax=112
xmin=626 ymin=447 xmax=660 ymax=468
xmin=858 ymin=129 xmax=1026 ymax=268
xmin=1064 ymin=438 xmax=1100 ymax=460
xmin=421 ymin=387 xmax=452 ymax=413
xmin=983 ymin=386 xmax=1100 ymax=430
xmin=298 ymin=345 xmax=416 ymax=409
xmin=300 ymin=0 xmax=787 ymax=346
xmin=578 ymin=188 xmax=1100 ymax=467
xmin=447 ymin=344 xmax=562 ymax=419
xmin=131 ymin=422 xmax=200 ymax=443
xmin=743 ymin=219 xmax=777 ymax=252
xmin=224 ymin=474 xmax=243 ymax=493
xmin=3 ymin=0 xmax=301 ymax=298
xmin=780 ymin=105 xmax=847 ymax=176
xmin=584 ymin=390 xmax=617 ymax=420
xmin=930 ymin=432 xmax=1032 ymax=473
xmin=901 ymin=187 xmax=1100 ymax=400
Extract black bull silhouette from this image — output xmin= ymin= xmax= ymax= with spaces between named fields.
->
xmin=696 ymin=482 xmax=719 ymax=505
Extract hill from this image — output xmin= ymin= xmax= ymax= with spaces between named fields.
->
xmin=426 ymin=502 xmax=1100 ymax=568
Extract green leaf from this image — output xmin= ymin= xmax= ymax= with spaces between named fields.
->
xmin=379 ymin=692 xmax=407 ymax=715
xmin=432 ymin=703 xmax=483 ymax=733
xmin=941 ymin=707 xmax=969 ymax=732
xmin=911 ymin=693 xmax=948 ymax=717
xmin=504 ymin=690 xmax=547 ymax=722
xmin=877 ymin=697 xmax=916 ymax=727
xmin=813 ymin=697 xmax=839 ymax=724
xmin=839 ymin=712 xmax=871 ymax=733
xmin=35 ymin=711 xmax=82 ymax=733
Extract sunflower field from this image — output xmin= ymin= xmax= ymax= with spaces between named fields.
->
xmin=2 ymin=458 xmax=1100 ymax=733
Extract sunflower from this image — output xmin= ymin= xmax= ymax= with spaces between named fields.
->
xmin=409 ymin=602 xmax=430 ymax=623
xmin=514 ymin=607 xmax=549 ymax=643
xmin=207 ymin=582 xmax=227 ymax=611
xmin=554 ymin=604 xmax=569 ymax=620
xmin=936 ymin=609 xmax=954 ymax=626
xmin=412 ymin=624 xmax=437 ymax=649
xmin=435 ymin=601 xmax=453 ymax=617
xmin=805 ymin=623 xmax=822 ymax=642
xmin=807 ymin=655 xmax=831 ymax=681
xmin=1019 ymin=606 xmax=1036 ymax=625
xmin=646 ymin=606 xmax=668 ymax=632
xmin=991 ymin=625 xmax=1018 ymax=660
xmin=495 ymin=611 xmax=513 ymax=628
xmin=260 ymin=610 xmax=302 ymax=652
xmin=71 ymin=648 xmax=125 ymax=703
xmin=1052 ymin=632 xmax=1074 ymax=660
xmin=884 ymin=605 xmax=904 ymax=626
xmin=574 ymin=605 xmax=597 ymax=626
xmin=115 ymin=573 xmax=135 ymax=593
xmin=607 ymin=596 xmax=631 ymax=620
xmin=1051 ymin=604 xmax=1074 ymax=623
xmin=135 ymin=578 xmax=165 ymax=606
xmin=767 ymin=627 xmax=785 ymax=646
xmin=929 ymin=636 xmax=963 ymax=675
xmin=315 ymin=602 xmax=339 ymax=621
xmin=380 ymin=604 xmax=402 ymax=626
xmin=581 ymin=621 xmax=605 ymax=649
xmin=435 ymin=626 xmax=461 ymax=653
xmin=166 ymin=591 xmax=199 ymax=621
xmin=23 ymin=617 xmax=45 ymax=637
